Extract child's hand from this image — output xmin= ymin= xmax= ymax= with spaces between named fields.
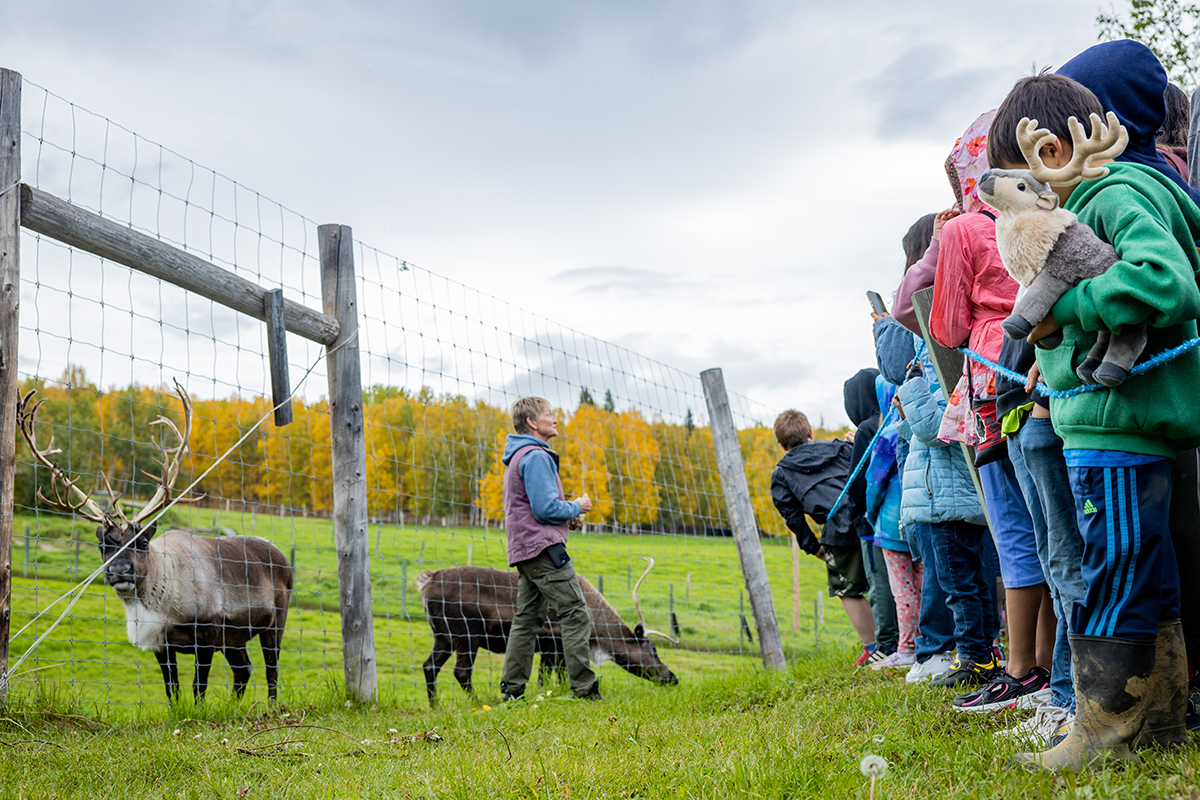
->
xmin=932 ymin=207 xmax=960 ymax=240
xmin=814 ymin=546 xmax=826 ymax=560
xmin=891 ymin=394 xmax=905 ymax=420
xmin=1025 ymin=361 xmax=1041 ymax=394
xmin=870 ymin=310 xmax=891 ymax=326
xmin=844 ymin=430 xmax=856 ymax=444
xmin=1027 ymin=314 xmax=1060 ymax=345
xmin=906 ymin=359 xmax=924 ymax=380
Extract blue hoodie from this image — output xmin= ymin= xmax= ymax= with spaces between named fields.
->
xmin=500 ymin=433 xmax=582 ymax=524
xmin=1059 ymin=39 xmax=1200 ymax=209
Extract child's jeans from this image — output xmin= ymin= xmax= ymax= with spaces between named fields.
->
xmin=1067 ymin=456 xmax=1181 ymax=639
xmin=906 ymin=522 xmax=956 ymax=659
xmin=882 ymin=548 xmax=921 ymax=654
xmin=1007 ymin=416 xmax=1085 ymax=712
xmin=930 ymin=519 xmax=996 ymax=663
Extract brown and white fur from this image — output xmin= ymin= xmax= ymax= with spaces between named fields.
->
xmin=97 ymin=522 xmax=293 ymax=702
xmin=418 ymin=565 xmax=677 ymax=704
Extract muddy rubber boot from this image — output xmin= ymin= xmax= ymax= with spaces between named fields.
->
xmin=1133 ymin=619 xmax=1189 ymax=750
xmin=1012 ymin=634 xmax=1155 ymax=773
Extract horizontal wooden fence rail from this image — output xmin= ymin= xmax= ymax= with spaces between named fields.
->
xmin=18 ymin=184 xmax=341 ymax=346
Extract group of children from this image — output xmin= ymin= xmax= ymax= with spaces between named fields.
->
xmin=771 ymin=39 xmax=1200 ymax=773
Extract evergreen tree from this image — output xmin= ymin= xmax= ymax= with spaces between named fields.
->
xmin=578 ymin=387 xmax=595 ymax=407
xmin=603 ymin=390 xmax=616 ymax=412
xmin=684 ymin=408 xmax=695 ymax=434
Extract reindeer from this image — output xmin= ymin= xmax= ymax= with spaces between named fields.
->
xmin=418 ymin=557 xmax=678 ymax=704
xmin=978 ymin=111 xmax=1140 ymax=386
xmin=18 ymin=383 xmax=293 ymax=702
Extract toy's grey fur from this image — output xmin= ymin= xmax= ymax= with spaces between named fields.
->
xmin=978 ymin=168 xmax=1145 ymax=386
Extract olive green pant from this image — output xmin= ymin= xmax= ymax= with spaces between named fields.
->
xmin=500 ymin=550 xmax=596 ymax=697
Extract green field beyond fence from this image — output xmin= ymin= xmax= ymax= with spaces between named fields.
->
xmin=7 ymin=509 xmax=857 ymax=715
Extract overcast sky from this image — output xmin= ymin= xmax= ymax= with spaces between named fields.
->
xmin=0 ymin=0 xmax=1110 ymax=426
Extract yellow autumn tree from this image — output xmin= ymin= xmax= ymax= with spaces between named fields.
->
xmin=606 ymin=409 xmax=660 ymax=526
xmin=559 ymin=403 xmax=614 ymax=522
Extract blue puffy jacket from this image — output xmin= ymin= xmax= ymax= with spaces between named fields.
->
xmin=878 ymin=329 xmax=985 ymax=527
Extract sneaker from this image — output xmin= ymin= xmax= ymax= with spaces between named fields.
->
xmin=853 ymin=645 xmax=878 ymax=668
xmin=862 ymin=649 xmax=892 ymax=668
xmin=871 ymin=651 xmax=917 ymax=671
xmin=906 ymin=652 xmax=954 ymax=684
xmin=994 ymin=703 xmax=1073 ymax=747
xmin=953 ymin=667 xmax=1052 ymax=713
xmin=501 ymin=690 xmax=525 ymax=702
xmin=931 ymin=656 xmax=1000 ymax=688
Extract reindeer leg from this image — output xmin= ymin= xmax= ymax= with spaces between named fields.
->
xmin=193 ymin=644 xmax=215 ymax=702
xmin=453 ymin=649 xmax=478 ymax=695
xmin=1076 ymin=331 xmax=1110 ymax=383
xmin=1093 ymin=323 xmax=1148 ymax=387
xmin=155 ymin=646 xmax=180 ymax=703
xmin=259 ymin=626 xmax=280 ymax=701
xmin=226 ymin=645 xmax=253 ymax=699
xmin=423 ymin=633 xmax=454 ymax=706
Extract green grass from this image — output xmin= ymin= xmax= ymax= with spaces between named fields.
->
xmin=8 ymin=511 xmax=857 ymax=710
xmin=1 ymin=650 xmax=1197 ymax=799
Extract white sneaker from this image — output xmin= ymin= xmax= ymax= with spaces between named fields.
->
xmin=993 ymin=703 xmax=1073 ymax=747
xmin=906 ymin=652 xmax=953 ymax=684
xmin=871 ymin=651 xmax=917 ymax=671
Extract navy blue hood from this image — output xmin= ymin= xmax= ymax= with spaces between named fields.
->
xmin=844 ymin=368 xmax=881 ymax=427
xmin=1059 ymin=39 xmax=1200 ymax=207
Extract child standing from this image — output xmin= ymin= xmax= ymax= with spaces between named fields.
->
xmin=770 ymin=410 xmax=879 ymax=665
xmin=988 ymin=57 xmax=1200 ymax=771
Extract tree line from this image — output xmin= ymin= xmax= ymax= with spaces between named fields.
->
xmin=16 ymin=371 xmax=851 ymax=537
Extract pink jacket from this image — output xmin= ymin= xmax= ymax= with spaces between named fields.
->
xmin=930 ymin=212 xmax=1017 ymax=361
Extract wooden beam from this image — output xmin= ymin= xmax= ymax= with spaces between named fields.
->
xmin=0 ymin=68 xmax=20 ymax=704
xmin=264 ymin=288 xmax=293 ymax=427
xmin=319 ymin=223 xmax=377 ymax=703
xmin=19 ymin=185 xmax=340 ymax=346
xmin=701 ymin=367 xmax=787 ymax=669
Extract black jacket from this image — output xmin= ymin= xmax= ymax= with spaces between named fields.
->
xmin=771 ymin=439 xmax=857 ymax=554
xmin=994 ymin=336 xmax=1049 ymax=419
xmin=845 ymin=369 xmax=881 ymax=542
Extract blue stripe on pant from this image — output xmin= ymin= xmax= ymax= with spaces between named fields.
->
xmin=1069 ymin=459 xmax=1181 ymax=639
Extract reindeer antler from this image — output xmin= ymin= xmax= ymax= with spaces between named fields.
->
xmin=1017 ymin=111 xmax=1128 ymax=187
xmin=631 ymin=556 xmax=678 ymax=643
xmin=17 ymin=390 xmax=111 ymax=525
xmin=131 ymin=380 xmax=195 ymax=526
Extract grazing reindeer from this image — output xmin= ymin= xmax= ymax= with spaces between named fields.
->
xmin=418 ymin=557 xmax=678 ymax=704
xmin=18 ymin=383 xmax=293 ymax=702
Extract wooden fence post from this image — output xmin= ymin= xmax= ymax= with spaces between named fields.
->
xmin=701 ymin=367 xmax=786 ymax=669
xmin=319 ymin=224 xmax=377 ymax=703
xmin=0 ymin=68 xmax=21 ymax=705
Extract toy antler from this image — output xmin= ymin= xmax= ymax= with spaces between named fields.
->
xmin=1017 ymin=111 xmax=1128 ymax=187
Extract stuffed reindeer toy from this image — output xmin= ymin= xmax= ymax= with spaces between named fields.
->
xmin=978 ymin=111 xmax=1141 ymax=387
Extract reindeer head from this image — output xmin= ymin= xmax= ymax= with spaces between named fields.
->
xmin=977 ymin=169 xmax=1059 ymax=214
xmin=629 ymin=556 xmax=680 ymax=685
xmin=18 ymin=380 xmax=193 ymax=596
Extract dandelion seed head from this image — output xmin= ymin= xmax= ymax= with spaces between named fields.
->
xmin=388 ymin=728 xmax=398 ymax=734
xmin=860 ymin=754 xmax=888 ymax=778
xmin=873 ymin=735 xmax=885 ymax=743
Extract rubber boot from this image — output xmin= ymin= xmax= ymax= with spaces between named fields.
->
xmin=1013 ymin=634 xmax=1155 ymax=773
xmin=1133 ymin=619 xmax=1189 ymax=749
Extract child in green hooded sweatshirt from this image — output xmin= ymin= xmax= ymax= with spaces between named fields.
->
xmin=986 ymin=57 xmax=1200 ymax=773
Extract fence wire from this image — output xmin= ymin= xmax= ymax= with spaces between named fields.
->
xmin=8 ymin=76 xmax=855 ymax=712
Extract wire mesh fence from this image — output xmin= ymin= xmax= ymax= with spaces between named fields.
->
xmin=5 ymin=72 xmax=855 ymax=713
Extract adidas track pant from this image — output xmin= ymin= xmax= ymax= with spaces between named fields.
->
xmin=1069 ymin=459 xmax=1181 ymax=640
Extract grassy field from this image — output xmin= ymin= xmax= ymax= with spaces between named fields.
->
xmin=1 ymin=650 xmax=1198 ymax=799
xmin=7 ymin=510 xmax=857 ymax=711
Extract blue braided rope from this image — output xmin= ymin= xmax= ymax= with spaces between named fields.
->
xmin=957 ymin=337 xmax=1200 ymax=399
xmin=824 ymin=405 xmax=897 ymax=525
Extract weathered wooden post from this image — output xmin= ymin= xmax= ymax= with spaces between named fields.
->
xmin=701 ymin=368 xmax=786 ymax=669
xmin=319 ymin=224 xmax=377 ymax=703
xmin=0 ymin=68 xmax=21 ymax=705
